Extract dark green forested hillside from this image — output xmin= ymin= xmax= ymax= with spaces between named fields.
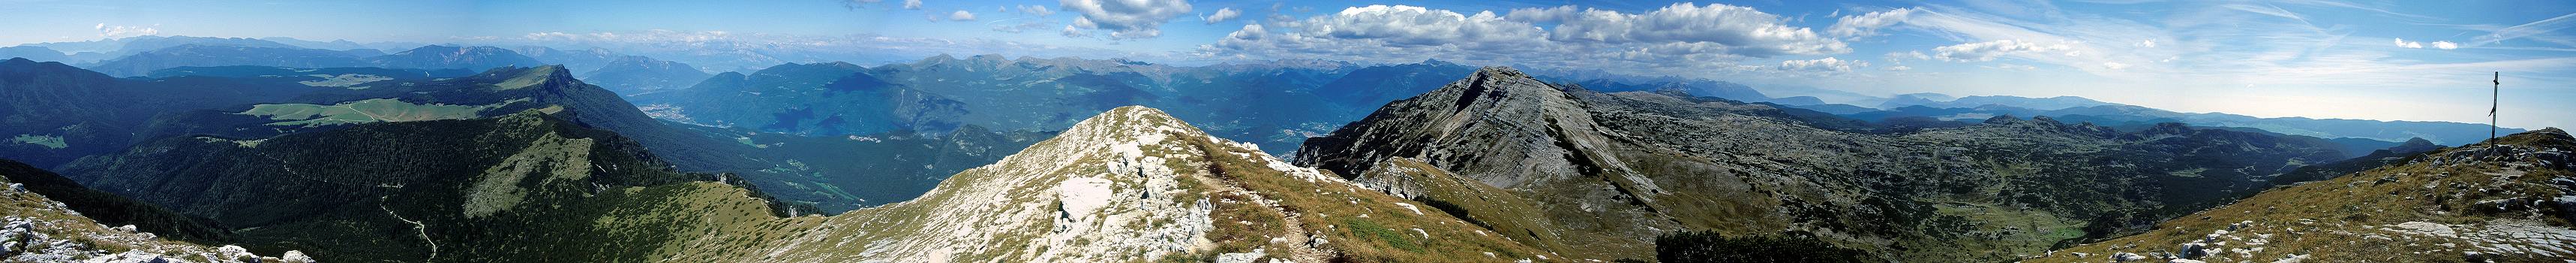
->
xmin=60 ymin=110 xmax=797 ymax=262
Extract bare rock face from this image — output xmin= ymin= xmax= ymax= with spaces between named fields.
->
xmin=1297 ymin=66 xmax=1626 ymax=189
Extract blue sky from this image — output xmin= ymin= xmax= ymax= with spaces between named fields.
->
xmin=4 ymin=0 xmax=2572 ymax=128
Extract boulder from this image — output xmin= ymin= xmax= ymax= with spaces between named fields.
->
xmin=1214 ymin=249 xmax=1266 ymax=263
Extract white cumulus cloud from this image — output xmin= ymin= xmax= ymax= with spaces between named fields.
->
xmin=1776 ymin=57 xmax=1869 ymax=71
xmin=2394 ymin=38 xmax=2424 ymax=48
xmin=95 ymin=23 xmax=159 ymax=38
xmin=1827 ymin=8 xmax=1917 ymax=37
xmin=1204 ymin=8 xmax=1240 ymax=24
xmin=902 ymin=0 xmax=920 ymax=10
xmin=1061 ymin=25 xmax=1089 ymax=38
xmin=1932 ymin=39 xmax=2072 ymax=62
xmin=1541 ymin=3 xmax=1848 ymax=56
xmin=1202 ymin=4 xmax=1852 ymax=76
xmin=1059 ymin=0 xmax=1192 ymax=39
xmin=1503 ymin=5 xmax=1578 ymax=22
xmin=2431 ymin=41 xmax=2458 ymax=50
xmin=950 ymin=11 xmax=976 ymax=21
xmin=1294 ymin=5 xmax=1544 ymax=47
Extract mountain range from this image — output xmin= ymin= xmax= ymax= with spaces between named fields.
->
xmin=1292 ymin=67 xmax=2366 ymax=261
xmin=1 ymin=59 xmax=1033 ymax=213
xmin=1 ymin=38 xmax=2568 ymax=262
xmin=23 ymin=104 xmax=1563 ymax=262
xmin=626 ymin=54 xmax=1477 ymax=156
xmin=6 ymin=35 xmax=2526 ymax=147
xmin=0 ymin=58 xmax=322 ymax=168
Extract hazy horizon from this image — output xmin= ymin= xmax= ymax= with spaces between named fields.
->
xmin=5 ymin=0 xmax=2570 ymax=128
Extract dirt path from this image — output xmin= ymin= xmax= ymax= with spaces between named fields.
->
xmin=1194 ymin=172 xmax=1335 ymax=261
xmin=379 ymin=196 xmax=437 ymax=261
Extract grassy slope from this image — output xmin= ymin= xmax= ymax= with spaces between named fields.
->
xmin=1180 ymin=135 xmax=1552 ymax=262
xmin=1354 ymin=158 xmax=1581 ymax=257
xmin=239 ymin=98 xmax=502 ymax=126
xmin=2029 ymin=128 xmax=2576 ymax=262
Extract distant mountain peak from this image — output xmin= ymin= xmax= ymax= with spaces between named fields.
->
xmin=365 ymin=45 xmax=544 ymax=71
xmin=605 ymin=55 xmax=660 ymax=64
xmin=917 ymin=53 xmax=958 ymax=63
xmin=1419 ymin=58 xmax=1461 ymax=66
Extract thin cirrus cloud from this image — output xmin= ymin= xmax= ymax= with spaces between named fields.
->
xmin=2466 ymin=12 xmax=2576 ymax=49
xmin=1017 ymin=5 xmax=1054 ymax=17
